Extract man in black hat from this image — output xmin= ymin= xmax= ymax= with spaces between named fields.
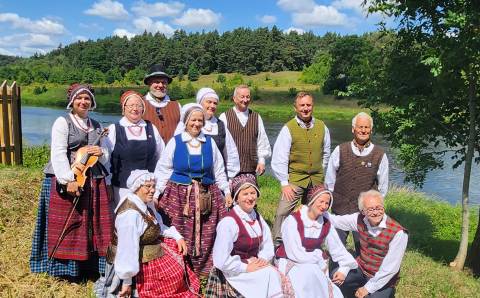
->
xmin=143 ymin=64 xmax=181 ymax=143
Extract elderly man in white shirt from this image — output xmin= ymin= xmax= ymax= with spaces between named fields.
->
xmin=219 ymin=84 xmax=271 ymax=179
xmin=329 ymin=190 xmax=408 ymax=298
xmin=271 ymin=91 xmax=331 ymax=246
xmin=325 ymin=112 xmax=389 ymax=254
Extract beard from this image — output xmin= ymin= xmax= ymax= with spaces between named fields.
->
xmin=150 ymin=88 xmax=167 ymax=100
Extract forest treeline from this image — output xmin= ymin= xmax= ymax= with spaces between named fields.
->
xmin=0 ymin=26 xmax=390 ymax=97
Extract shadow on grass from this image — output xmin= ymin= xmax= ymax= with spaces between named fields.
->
xmin=387 ymin=204 xmax=460 ymax=263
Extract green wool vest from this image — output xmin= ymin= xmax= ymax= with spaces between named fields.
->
xmin=286 ymin=118 xmax=325 ymax=188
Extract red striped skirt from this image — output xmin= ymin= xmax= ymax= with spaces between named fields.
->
xmin=158 ymin=181 xmax=227 ymax=276
xmin=47 ymin=176 xmax=113 ymax=260
xmin=137 ymin=238 xmax=200 ymax=298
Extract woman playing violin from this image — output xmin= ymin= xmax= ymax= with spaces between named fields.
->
xmin=30 ymin=83 xmax=114 ymax=283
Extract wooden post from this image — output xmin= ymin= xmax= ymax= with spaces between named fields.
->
xmin=0 ymin=80 xmax=22 ymax=165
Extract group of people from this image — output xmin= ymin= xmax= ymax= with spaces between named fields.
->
xmin=30 ymin=64 xmax=408 ymax=298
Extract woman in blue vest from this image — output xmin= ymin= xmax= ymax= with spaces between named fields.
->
xmin=276 ymin=185 xmax=357 ymax=298
xmin=104 ymin=90 xmax=164 ymax=207
xmin=154 ymin=103 xmax=232 ymax=277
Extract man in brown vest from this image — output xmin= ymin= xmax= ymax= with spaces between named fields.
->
xmin=326 ymin=112 xmax=389 ymax=253
xmin=143 ymin=64 xmax=181 ymax=144
xmin=271 ymin=91 xmax=331 ymax=245
xmin=330 ymin=190 xmax=408 ymax=298
xmin=219 ymin=85 xmax=271 ymax=178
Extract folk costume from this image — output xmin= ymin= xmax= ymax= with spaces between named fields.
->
xmin=219 ymin=104 xmax=271 ymax=176
xmin=271 ymin=115 xmax=331 ymax=244
xmin=143 ymin=65 xmax=181 ymax=144
xmin=329 ymin=212 xmax=408 ymax=297
xmin=206 ymin=174 xmax=284 ymax=298
xmin=174 ymin=88 xmax=240 ymax=178
xmin=30 ymin=84 xmax=113 ymax=278
xmin=154 ymin=103 xmax=229 ymax=276
xmin=104 ymin=91 xmax=164 ymax=206
xmin=276 ymin=186 xmax=357 ymax=298
xmin=103 ymin=170 xmax=199 ymax=298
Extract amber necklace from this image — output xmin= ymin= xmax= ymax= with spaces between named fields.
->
xmin=72 ymin=114 xmax=91 ymax=133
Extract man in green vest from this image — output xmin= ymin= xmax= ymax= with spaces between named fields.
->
xmin=271 ymin=91 xmax=331 ymax=245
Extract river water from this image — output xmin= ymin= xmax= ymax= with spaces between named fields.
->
xmin=21 ymin=106 xmax=480 ymax=205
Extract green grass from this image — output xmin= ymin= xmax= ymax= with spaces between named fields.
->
xmin=21 ymin=71 xmax=365 ymax=121
xmin=1 ymin=164 xmax=478 ymax=297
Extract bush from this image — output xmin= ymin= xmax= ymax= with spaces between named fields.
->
xmin=33 ymin=85 xmax=47 ymax=95
xmin=22 ymin=145 xmax=50 ymax=169
xmin=288 ymin=87 xmax=297 ymax=97
xmin=182 ymin=82 xmax=195 ymax=98
xmin=216 ymin=74 xmax=226 ymax=83
xmin=218 ymin=84 xmax=233 ymax=100
xmin=187 ymin=64 xmax=200 ymax=81
xmin=273 ymin=79 xmax=280 ymax=87
xmin=228 ymin=73 xmax=243 ymax=86
xmin=168 ymin=82 xmax=183 ymax=100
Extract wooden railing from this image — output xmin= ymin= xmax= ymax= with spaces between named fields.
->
xmin=0 ymin=81 xmax=22 ymax=165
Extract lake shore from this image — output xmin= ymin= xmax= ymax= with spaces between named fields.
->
xmin=0 ymin=162 xmax=478 ymax=297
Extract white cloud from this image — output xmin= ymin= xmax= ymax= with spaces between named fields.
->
xmin=260 ymin=15 xmax=277 ymax=24
xmin=79 ymin=22 xmax=104 ymax=31
xmin=332 ymin=0 xmax=366 ymax=15
xmin=0 ymin=13 xmax=65 ymax=34
xmin=0 ymin=48 xmax=15 ymax=56
xmin=292 ymin=5 xmax=348 ymax=27
xmin=74 ymin=35 xmax=88 ymax=42
xmin=131 ymin=1 xmax=185 ymax=17
xmin=283 ymin=27 xmax=305 ymax=34
xmin=113 ymin=28 xmax=137 ymax=39
xmin=84 ymin=0 xmax=129 ymax=20
xmin=277 ymin=0 xmax=316 ymax=12
xmin=133 ymin=16 xmax=175 ymax=37
xmin=0 ymin=33 xmax=58 ymax=56
xmin=173 ymin=8 xmax=221 ymax=29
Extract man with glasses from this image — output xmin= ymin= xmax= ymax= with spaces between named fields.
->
xmin=143 ymin=64 xmax=181 ymax=143
xmin=325 ymin=112 xmax=389 ymax=254
xmin=330 ymin=190 xmax=408 ymax=298
xmin=219 ymin=85 xmax=271 ymax=179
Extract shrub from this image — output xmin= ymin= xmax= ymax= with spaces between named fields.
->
xmin=22 ymin=145 xmax=50 ymax=169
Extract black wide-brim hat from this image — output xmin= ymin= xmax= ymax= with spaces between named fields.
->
xmin=144 ymin=64 xmax=173 ymax=85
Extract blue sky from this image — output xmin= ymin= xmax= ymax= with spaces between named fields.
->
xmin=0 ymin=0 xmax=388 ymax=57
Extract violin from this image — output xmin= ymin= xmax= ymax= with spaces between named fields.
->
xmin=71 ymin=128 xmax=109 ymax=188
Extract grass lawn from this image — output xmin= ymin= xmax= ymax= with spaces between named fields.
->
xmin=0 ymin=163 xmax=479 ymax=297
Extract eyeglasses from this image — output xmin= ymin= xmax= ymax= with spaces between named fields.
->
xmin=141 ymin=184 xmax=155 ymax=190
xmin=364 ymin=206 xmax=384 ymax=214
xmin=125 ymin=104 xmax=144 ymax=110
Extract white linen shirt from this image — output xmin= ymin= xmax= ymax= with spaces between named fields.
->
xmin=50 ymin=114 xmax=109 ymax=184
xmin=103 ymin=117 xmax=165 ymax=185
xmin=219 ymin=107 xmax=271 ymax=165
xmin=212 ymin=205 xmax=274 ymax=275
xmin=114 ymin=193 xmax=183 ymax=285
xmin=144 ymin=93 xmax=181 ymax=109
xmin=153 ymin=131 xmax=230 ymax=196
xmin=281 ymin=206 xmax=357 ymax=276
xmin=329 ymin=212 xmax=408 ymax=293
xmin=325 ymin=142 xmax=389 ymax=197
xmin=272 ymin=116 xmax=331 ymax=186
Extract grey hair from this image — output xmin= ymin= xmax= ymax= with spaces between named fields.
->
xmin=233 ymin=84 xmax=250 ymax=98
xmin=358 ymin=190 xmax=384 ymax=211
xmin=352 ymin=112 xmax=373 ymax=128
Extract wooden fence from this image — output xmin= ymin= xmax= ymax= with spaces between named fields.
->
xmin=0 ymin=81 xmax=22 ymax=165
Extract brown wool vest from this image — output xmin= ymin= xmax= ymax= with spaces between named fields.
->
xmin=332 ymin=142 xmax=385 ymax=215
xmin=143 ymin=98 xmax=180 ymax=144
xmin=357 ymin=214 xmax=406 ymax=288
xmin=225 ymin=108 xmax=259 ymax=173
xmin=106 ymin=200 xmax=163 ymax=264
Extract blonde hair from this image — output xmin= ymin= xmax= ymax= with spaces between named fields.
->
xmin=294 ymin=91 xmax=314 ymax=105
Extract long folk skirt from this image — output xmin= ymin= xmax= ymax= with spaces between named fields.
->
xmin=30 ymin=175 xmax=113 ymax=277
xmin=158 ymin=181 xmax=227 ymax=277
xmin=136 ymin=238 xmax=200 ymax=298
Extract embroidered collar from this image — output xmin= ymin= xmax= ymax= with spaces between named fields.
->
xmin=181 ymin=131 xmax=206 ymax=143
xmin=119 ymin=117 xmax=146 ymax=127
xmin=299 ymin=205 xmax=324 ymax=229
xmin=203 ymin=117 xmax=219 ymax=134
xmin=295 ymin=116 xmax=316 ymax=129
xmin=234 ymin=205 xmax=257 ymax=222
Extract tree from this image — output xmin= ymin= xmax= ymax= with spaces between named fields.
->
xmin=299 ymin=51 xmax=332 ymax=89
xmin=363 ymin=0 xmax=480 ymax=272
xmin=187 ymin=64 xmax=200 ymax=81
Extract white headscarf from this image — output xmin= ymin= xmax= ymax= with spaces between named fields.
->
xmin=181 ymin=103 xmax=205 ymax=124
xmin=126 ymin=170 xmax=156 ymax=193
xmin=196 ymin=87 xmax=219 ymax=105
